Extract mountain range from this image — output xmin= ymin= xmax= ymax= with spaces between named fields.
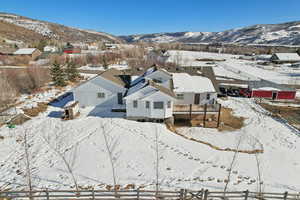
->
xmin=120 ymin=21 xmax=300 ymax=45
xmin=1 ymin=13 xmax=300 ymax=46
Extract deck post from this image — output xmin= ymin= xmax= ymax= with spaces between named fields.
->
xmin=189 ymin=104 xmax=192 ymax=120
xmin=217 ymin=103 xmax=221 ymax=128
xmin=203 ymin=104 xmax=207 ymax=128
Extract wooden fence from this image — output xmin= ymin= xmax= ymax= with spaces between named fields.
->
xmin=1 ymin=189 xmax=300 ymax=200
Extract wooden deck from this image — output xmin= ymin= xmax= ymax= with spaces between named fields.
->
xmin=173 ymin=104 xmax=220 ymax=114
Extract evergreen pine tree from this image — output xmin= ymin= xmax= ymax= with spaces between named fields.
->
xmin=65 ymin=60 xmax=79 ymax=82
xmin=50 ymin=61 xmax=66 ymax=87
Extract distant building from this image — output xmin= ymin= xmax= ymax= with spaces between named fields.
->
xmin=247 ymin=80 xmax=296 ymax=100
xmin=43 ymin=45 xmax=59 ymax=53
xmin=105 ymin=43 xmax=119 ymax=50
xmin=270 ymin=53 xmax=300 ymax=64
xmin=13 ymin=48 xmax=41 ymax=60
xmin=63 ymin=43 xmax=81 ymax=54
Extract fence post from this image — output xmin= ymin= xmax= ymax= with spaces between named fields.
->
xmin=201 ymin=188 xmax=204 ymax=200
xmin=92 ymin=188 xmax=95 ymax=200
xmin=137 ymin=188 xmax=140 ymax=200
xmin=284 ymin=191 xmax=288 ymax=200
xmin=204 ymin=189 xmax=209 ymax=200
xmin=244 ymin=190 xmax=249 ymax=200
xmin=180 ymin=189 xmax=184 ymax=200
xmin=217 ymin=103 xmax=221 ymax=128
xmin=46 ymin=189 xmax=49 ymax=200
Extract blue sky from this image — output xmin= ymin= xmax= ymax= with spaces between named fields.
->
xmin=1 ymin=0 xmax=300 ymax=35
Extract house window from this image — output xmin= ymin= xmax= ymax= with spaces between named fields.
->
xmin=176 ymin=93 xmax=184 ymax=100
xmin=206 ymin=93 xmax=211 ymax=100
xmin=153 ymin=102 xmax=164 ymax=109
xmin=167 ymin=101 xmax=171 ymax=108
xmin=133 ymin=100 xmax=138 ymax=108
xmin=153 ymin=78 xmax=162 ymax=83
xmin=97 ymin=92 xmax=105 ymax=98
xmin=146 ymin=101 xmax=150 ymax=109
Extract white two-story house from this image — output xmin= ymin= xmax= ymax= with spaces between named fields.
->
xmin=124 ymin=79 xmax=176 ymax=121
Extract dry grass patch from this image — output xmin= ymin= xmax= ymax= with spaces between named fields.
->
xmin=23 ymin=103 xmax=48 ymax=117
xmin=218 ymin=107 xmax=245 ymax=131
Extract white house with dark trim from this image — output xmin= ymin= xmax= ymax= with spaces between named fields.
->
xmin=73 ymin=69 xmax=127 ymax=107
xmin=124 ymin=79 xmax=175 ymax=121
xmin=172 ymin=73 xmax=217 ymax=105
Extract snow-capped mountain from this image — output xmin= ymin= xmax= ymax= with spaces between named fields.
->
xmin=0 ymin=13 xmax=123 ymax=44
xmin=120 ymin=21 xmax=300 ymax=45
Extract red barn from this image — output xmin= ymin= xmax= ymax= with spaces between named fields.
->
xmin=248 ymin=80 xmax=296 ymax=100
xmin=63 ymin=43 xmax=81 ymax=54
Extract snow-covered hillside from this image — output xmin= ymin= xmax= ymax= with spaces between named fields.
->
xmin=0 ymin=96 xmax=300 ymax=192
xmin=121 ymin=21 xmax=300 ymax=45
xmin=0 ymin=13 xmax=122 ymax=44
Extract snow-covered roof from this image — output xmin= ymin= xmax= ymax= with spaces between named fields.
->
xmin=126 ymin=79 xmax=175 ymax=99
xmin=172 ymin=73 xmax=216 ymax=93
xmin=255 ymin=87 xmax=280 ymax=91
xmin=130 ymin=65 xmax=171 ymax=87
xmin=249 ymin=80 xmax=295 ymax=91
xmin=273 ymin=53 xmax=300 ymax=61
xmin=13 ymin=48 xmax=38 ymax=55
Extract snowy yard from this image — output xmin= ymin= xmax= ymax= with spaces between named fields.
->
xmin=0 ymin=95 xmax=300 ymax=192
xmin=165 ymin=50 xmax=300 ymax=84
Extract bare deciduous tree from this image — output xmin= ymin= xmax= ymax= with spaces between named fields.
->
xmin=224 ymin=134 xmax=243 ymax=194
xmin=42 ymin=123 xmax=79 ymax=193
xmin=99 ymin=120 xmax=121 ymax=196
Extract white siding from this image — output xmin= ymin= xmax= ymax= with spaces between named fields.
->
xmin=126 ymin=91 xmax=174 ymax=119
xmin=73 ymin=76 xmax=126 ymax=107
xmin=174 ymin=92 xmax=217 ymax=105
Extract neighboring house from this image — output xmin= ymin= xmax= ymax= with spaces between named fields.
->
xmin=13 ymin=48 xmax=41 ymax=60
xmin=73 ymin=69 xmax=127 ymax=107
xmin=124 ymin=79 xmax=176 ymax=121
xmin=247 ymin=80 xmax=296 ymax=100
xmin=105 ymin=43 xmax=119 ymax=50
xmin=172 ymin=73 xmax=217 ymax=105
xmin=131 ymin=65 xmax=173 ymax=89
xmin=44 ymin=46 xmax=59 ymax=53
xmin=270 ymin=53 xmax=300 ymax=63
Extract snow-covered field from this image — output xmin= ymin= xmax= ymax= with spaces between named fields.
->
xmin=165 ymin=50 xmax=300 ymax=84
xmin=79 ymin=63 xmax=129 ymax=71
xmin=0 ymin=95 xmax=300 ymax=192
